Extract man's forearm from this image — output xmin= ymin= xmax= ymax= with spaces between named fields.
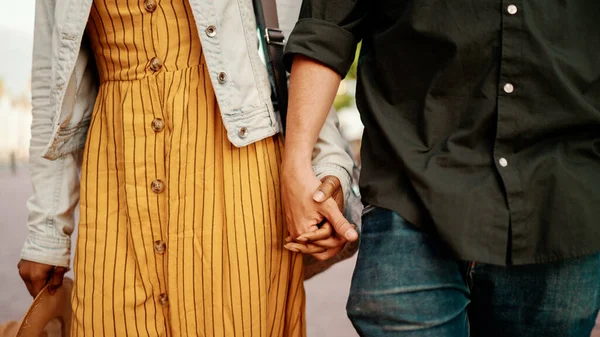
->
xmin=283 ymin=55 xmax=342 ymax=170
xmin=281 ymin=55 xmax=358 ymax=244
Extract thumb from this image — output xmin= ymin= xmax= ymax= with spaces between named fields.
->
xmin=313 ymin=175 xmax=341 ymax=203
xmin=48 ymin=267 xmax=67 ymax=295
xmin=321 ymin=199 xmax=358 ymax=242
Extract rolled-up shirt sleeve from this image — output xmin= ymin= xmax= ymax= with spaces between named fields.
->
xmin=283 ymin=0 xmax=369 ymax=77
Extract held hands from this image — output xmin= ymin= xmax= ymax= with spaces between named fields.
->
xmin=281 ymin=168 xmax=358 ymax=261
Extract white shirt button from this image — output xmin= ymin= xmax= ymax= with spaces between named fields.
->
xmin=503 ymin=83 xmax=514 ymax=94
xmin=499 ymin=158 xmax=508 ymax=167
xmin=507 ymin=5 xmax=518 ymax=15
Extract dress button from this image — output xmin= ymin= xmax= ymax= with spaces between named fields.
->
xmin=217 ymin=72 xmax=227 ymax=84
xmin=499 ymin=157 xmax=508 ymax=167
xmin=238 ymin=126 xmax=248 ymax=138
xmin=144 ymin=0 xmax=157 ymax=12
xmin=154 ymin=240 xmax=166 ymax=254
xmin=151 ymin=179 xmax=165 ymax=194
xmin=503 ymin=83 xmax=514 ymax=94
xmin=206 ymin=25 xmax=217 ymax=38
xmin=507 ymin=5 xmax=518 ymax=15
xmin=159 ymin=293 xmax=169 ymax=306
xmin=149 ymin=57 xmax=163 ymax=72
xmin=151 ymin=118 xmax=165 ymax=132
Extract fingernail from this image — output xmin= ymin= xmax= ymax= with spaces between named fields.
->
xmin=285 ymin=236 xmax=292 ymax=243
xmin=296 ymin=236 xmax=308 ymax=242
xmin=284 ymin=245 xmax=299 ymax=253
xmin=344 ymin=229 xmax=359 ymax=241
xmin=313 ymin=191 xmax=325 ymax=202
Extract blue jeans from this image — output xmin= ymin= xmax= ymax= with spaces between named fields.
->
xmin=347 ymin=207 xmax=600 ymax=337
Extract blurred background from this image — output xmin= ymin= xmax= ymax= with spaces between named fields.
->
xmin=0 ymin=1 xmax=363 ymax=336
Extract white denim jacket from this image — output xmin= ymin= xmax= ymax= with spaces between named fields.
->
xmin=21 ymin=0 xmax=355 ymax=267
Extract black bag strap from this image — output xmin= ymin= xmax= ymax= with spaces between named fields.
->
xmin=253 ymin=0 xmax=288 ymax=132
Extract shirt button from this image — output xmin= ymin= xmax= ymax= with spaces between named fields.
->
xmin=159 ymin=293 xmax=169 ymax=306
xmin=217 ymin=72 xmax=227 ymax=84
xmin=154 ymin=240 xmax=166 ymax=254
xmin=499 ymin=157 xmax=508 ymax=167
xmin=206 ymin=25 xmax=217 ymax=38
xmin=507 ymin=5 xmax=518 ymax=15
xmin=503 ymin=83 xmax=514 ymax=94
xmin=151 ymin=118 xmax=165 ymax=132
xmin=151 ymin=179 xmax=165 ymax=194
xmin=144 ymin=0 xmax=157 ymax=12
xmin=238 ymin=126 xmax=248 ymax=138
xmin=149 ymin=57 xmax=163 ymax=72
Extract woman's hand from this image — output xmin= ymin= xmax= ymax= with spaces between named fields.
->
xmin=281 ymin=172 xmax=357 ymax=260
xmin=18 ymin=260 xmax=68 ymax=297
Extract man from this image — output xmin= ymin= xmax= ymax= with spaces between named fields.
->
xmin=280 ymin=1 xmax=600 ymax=336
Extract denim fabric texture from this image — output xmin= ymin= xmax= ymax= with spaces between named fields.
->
xmin=347 ymin=207 xmax=600 ymax=337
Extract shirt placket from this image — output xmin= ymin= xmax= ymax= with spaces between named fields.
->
xmin=494 ymin=0 xmax=529 ymax=264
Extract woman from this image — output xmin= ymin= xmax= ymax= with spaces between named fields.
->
xmin=17 ymin=0 xmax=354 ymax=336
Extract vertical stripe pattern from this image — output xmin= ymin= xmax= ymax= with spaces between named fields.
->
xmin=72 ymin=0 xmax=306 ymax=336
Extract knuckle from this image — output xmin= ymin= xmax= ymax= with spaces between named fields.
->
xmin=53 ymin=273 xmax=65 ymax=281
xmin=313 ymin=246 xmax=327 ymax=253
xmin=32 ymin=271 xmax=49 ymax=281
xmin=18 ymin=268 xmax=29 ymax=279
xmin=325 ymin=181 xmax=337 ymax=190
xmin=315 ymin=254 xmax=331 ymax=261
xmin=333 ymin=218 xmax=349 ymax=230
xmin=328 ymin=241 xmax=342 ymax=248
xmin=321 ymin=199 xmax=337 ymax=213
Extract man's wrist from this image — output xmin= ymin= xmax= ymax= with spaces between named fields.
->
xmin=282 ymin=156 xmax=313 ymax=174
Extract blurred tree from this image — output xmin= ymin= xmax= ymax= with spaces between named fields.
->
xmin=334 ymin=43 xmax=360 ymax=111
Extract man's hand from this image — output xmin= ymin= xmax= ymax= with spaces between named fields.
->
xmin=285 ymin=222 xmax=348 ymax=261
xmin=281 ymin=165 xmax=325 ymax=240
xmin=282 ymin=174 xmax=358 ymax=260
xmin=18 ymin=260 xmax=67 ymax=297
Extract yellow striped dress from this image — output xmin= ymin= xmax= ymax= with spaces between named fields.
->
xmin=71 ymin=0 xmax=306 ymax=336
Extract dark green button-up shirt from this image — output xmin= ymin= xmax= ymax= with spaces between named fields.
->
xmin=284 ymin=1 xmax=600 ymax=265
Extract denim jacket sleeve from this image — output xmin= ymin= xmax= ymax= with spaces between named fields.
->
xmin=21 ymin=0 xmax=80 ymax=268
xmin=312 ymin=108 xmax=355 ymax=208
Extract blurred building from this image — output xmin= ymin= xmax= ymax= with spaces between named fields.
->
xmin=0 ymin=80 xmax=31 ymax=164
xmin=335 ymin=79 xmax=364 ymax=165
